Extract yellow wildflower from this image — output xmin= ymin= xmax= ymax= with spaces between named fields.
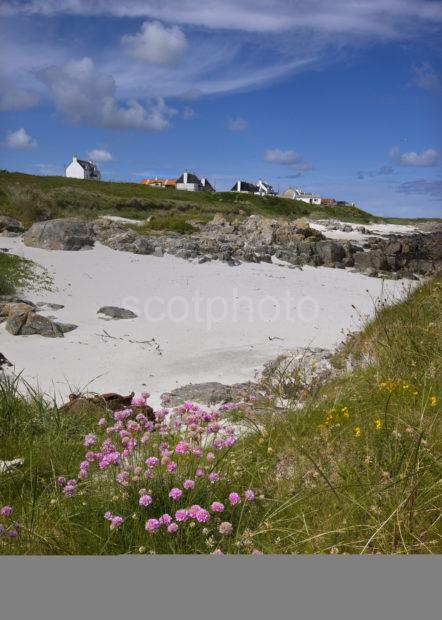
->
xmin=374 ymin=419 xmax=382 ymax=430
xmin=430 ymin=396 xmax=438 ymax=407
xmin=353 ymin=426 xmax=362 ymax=437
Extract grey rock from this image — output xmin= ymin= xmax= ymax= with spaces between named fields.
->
xmin=162 ymin=381 xmax=253 ymax=406
xmin=315 ymin=240 xmax=346 ymax=265
xmin=97 ymin=306 xmax=138 ymax=319
xmin=0 ymin=215 xmax=24 ymax=233
xmin=23 ymin=219 xmax=95 ymax=251
xmin=35 ymin=302 xmax=65 ymax=311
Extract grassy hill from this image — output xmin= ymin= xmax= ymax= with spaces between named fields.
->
xmin=0 ymin=171 xmax=377 ymax=230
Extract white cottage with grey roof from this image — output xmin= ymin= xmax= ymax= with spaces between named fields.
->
xmin=65 ymin=156 xmax=101 ymax=180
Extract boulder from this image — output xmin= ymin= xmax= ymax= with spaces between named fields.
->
xmin=19 ymin=313 xmax=65 ymax=337
xmin=23 ymin=219 xmax=95 ymax=251
xmin=162 ymin=381 xmax=252 ymax=406
xmin=353 ymin=250 xmax=389 ymax=272
xmin=315 ymin=240 xmax=346 ymax=265
xmin=5 ymin=310 xmax=30 ymax=335
xmin=0 ymin=215 xmax=24 ymax=234
xmin=97 ymin=306 xmax=138 ymax=320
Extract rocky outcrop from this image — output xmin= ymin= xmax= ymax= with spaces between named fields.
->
xmin=23 ymin=219 xmax=95 ymax=250
xmin=0 ymin=215 xmax=24 ymax=235
xmin=97 ymin=306 xmax=138 ymax=320
xmin=161 ymin=381 xmax=254 ymax=406
xmin=93 ymin=219 xmax=156 ymax=254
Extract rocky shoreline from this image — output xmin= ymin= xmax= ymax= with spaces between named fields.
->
xmin=19 ymin=214 xmax=442 ymax=279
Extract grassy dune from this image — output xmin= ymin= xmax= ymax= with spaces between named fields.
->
xmin=1 ymin=274 xmax=440 ymax=554
xmin=0 ymin=171 xmax=376 ymax=230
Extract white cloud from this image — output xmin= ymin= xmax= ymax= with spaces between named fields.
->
xmin=265 ymin=148 xmax=313 ymax=171
xmin=87 ymin=149 xmax=113 ymax=162
xmin=227 ymin=116 xmax=248 ymax=131
xmin=389 ymin=146 xmax=439 ymax=167
xmin=122 ymin=21 xmax=187 ymax=65
xmin=410 ymin=62 xmax=440 ymax=90
xmin=35 ymin=57 xmax=177 ymax=131
xmin=3 ymin=1 xmax=442 ymax=36
xmin=5 ymin=127 xmax=37 ymax=149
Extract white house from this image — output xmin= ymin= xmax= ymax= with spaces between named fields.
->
xmin=65 ymin=156 xmax=101 ymax=180
xmin=230 ymin=179 xmax=276 ymax=196
xmin=176 ymin=171 xmax=214 ymax=192
xmin=283 ymin=187 xmax=321 ymax=205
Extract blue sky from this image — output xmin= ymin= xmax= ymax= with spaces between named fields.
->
xmin=0 ymin=1 xmax=441 ymax=217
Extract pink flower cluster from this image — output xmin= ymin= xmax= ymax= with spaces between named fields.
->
xmin=0 ymin=505 xmax=19 ymax=540
xmin=60 ymin=393 xmax=257 ymax=548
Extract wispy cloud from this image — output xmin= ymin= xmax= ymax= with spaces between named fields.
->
xmin=0 ymin=79 xmax=39 ymax=111
xmin=409 ymin=62 xmax=441 ymax=90
xmin=265 ymin=148 xmax=313 ymax=171
xmin=397 ymin=178 xmax=442 ymax=197
xmin=389 ymin=145 xmax=439 ymax=167
xmin=5 ymin=127 xmax=37 ymax=149
xmin=227 ymin=116 xmax=248 ymax=131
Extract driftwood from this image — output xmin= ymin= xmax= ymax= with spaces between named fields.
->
xmin=60 ymin=391 xmax=155 ymax=421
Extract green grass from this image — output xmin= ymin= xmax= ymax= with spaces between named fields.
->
xmin=1 ymin=274 xmax=441 ymax=554
xmin=0 ymin=252 xmax=52 ymax=296
xmin=0 ymin=171 xmax=379 ymax=231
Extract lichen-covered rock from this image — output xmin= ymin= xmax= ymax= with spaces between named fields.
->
xmin=0 ymin=215 xmax=24 ymax=234
xmin=97 ymin=306 xmax=138 ymax=319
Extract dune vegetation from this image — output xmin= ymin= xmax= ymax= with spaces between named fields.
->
xmin=0 ymin=171 xmax=377 ymax=231
xmin=1 ymin=271 xmax=440 ymax=555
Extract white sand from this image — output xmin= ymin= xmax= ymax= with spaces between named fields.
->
xmin=1 ymin=237 xmax=413 ymax=406
xmin=310 ymin=221 xmax=421 ymax=243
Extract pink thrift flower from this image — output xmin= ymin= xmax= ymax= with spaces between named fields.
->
xmin=0 ymin=506 xmax=13 ymax=517
xmin=224 ymin=436 xmax=236 ymax=447
xmin=57 ymin=476 xmax=66 ymax=487
xmin=145 ymin=456 xmax=159 ymax=468
xmin=195 ymin=508 xmax=210 ymax=523
xmin=244 ymin=490 xmax=255 ymax=501
xmin=110 ymin=516 xmax=124 ymax=530
xmin=188 ymin=505 xmax=202 ymax=519
xmin=211 ymin=549 xmax=224 ymax=555
xmin=210 ymin=501 xmax=224 ymax=513
xmin=228 ymin=492 xmax=241 ymax=506
xmin=208 ymin=472 xmax=220 ymax=484
xmin=7 ymin=529 xmax=18 ymax=539
xmin=167 ymin=461 xmax=177 ymax=473
xmin=83 ymin=433 xmax=97 ymax=448
xmin=139 ymin=494 xmax=153 ymax=508
xmin=175 ymin=441 xmax=190 ymax=454
xmin=169 ymin=487 xmax=183 ymax=501
xmin=132 ymin=395 xmax=146 ymax=407
xmin=145 ymin=518 xmax=160 ymax=533
xmin=206 ymin=452 xmax=215 ymax=463
xmin=98 ymin=417 xmax=107 ymax=427
xmin=195 ymin=468 xmax=205 ymax=478
xmin=167 ymin=522 xmax=178 ymax=533
xmin=192 ymin=447 xmax=202 ymax=457
xmin=183 ymin=479 xmax=195 ymax=490
xmin=104 ymin=511 xmax=113 ymax=521
xmin=218 ymin=521 xmax=233 ymax=535
xmin=175 ymin=509 xmax=189 ymax=522
xmin=159 ymin=513 xmax=172 ymax=526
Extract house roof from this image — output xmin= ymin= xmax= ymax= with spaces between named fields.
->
xmin=77 ymin=159 xmax=99 ymax=174
xmin=176 ymin=172 xmax=201 ymax=184
xmin=231 ymin=180 xmax=259 ymax=193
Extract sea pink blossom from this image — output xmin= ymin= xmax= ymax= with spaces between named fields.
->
xmin=0 ymin=506 xmax=13 ymax=517
xmin=132 ymin=395 xmax=146 ymax=407
xmin=175 ymin=441 xmax=190 ymax=454
xmin=159 ymin=513 xmax=172 ymax=526
xmin=208 ymin=472 xmax=220 ymax=484
xmin=244 ymin=490 xmax=255 ymax=501
xmin=84 ymin=433 xmax=97 ymax=448
xmin=206 ymin=452 xmax=215 ymax=463
xmin=228 ymin=492 xmax=241 ymax=506
xmin=183 ymin=479 xmax=195 ymax=490
xmin=145 ymin=518 xmax=160 ymax=533
xmin=167 ymin=522 xmax=178 ymax=533
xmin=167 ymin=461 xmax=177 ymax=473
xmin=195 ymin=508 xmax=210 ymax=523
xmin=145 ymin=456 xmax=159 ymax=468
xmin=195 ymin=468 xmax=205 ymax=478
xmin=169 ymin=487 xmax=182 ymax=501
xmin=110 ymin=516 xmax=124 ymax=530
xmin=139 ymin=494 xmax=152 ymax=507
xmin=210 ymin=502 xmax=225 ymax=513
xmin=175 ymin=509 xmax=189 ymax=522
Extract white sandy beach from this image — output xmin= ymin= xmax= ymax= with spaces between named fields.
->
xmin=1 ymin=236 xmax=412 ymax=406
